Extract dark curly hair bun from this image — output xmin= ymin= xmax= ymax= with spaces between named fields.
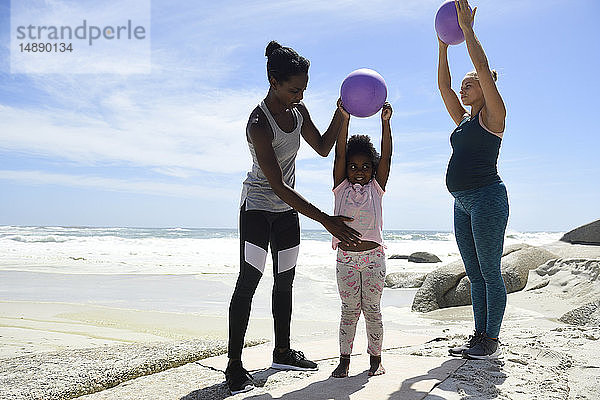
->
xmin=265 ymin=40 xmax=310 ymax=83
xmin=265 ymin=40 xmax=282 ymax=57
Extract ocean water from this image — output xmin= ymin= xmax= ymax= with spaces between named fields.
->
xmin=0 ymin=225 xmax=563 ymax=275
xmin=0 ymin=226 xmax=563 ymax=321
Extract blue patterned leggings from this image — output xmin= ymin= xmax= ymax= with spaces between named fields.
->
xmin=451 ymin=182 xmax=509 ymax=338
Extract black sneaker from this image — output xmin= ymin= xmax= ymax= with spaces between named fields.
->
xmin=271 ymin=348 xmax=318 ymax=371
xmin=225 ymin=361 xmax=254 ymax=395
xmin=463 ymin=335 xmax=502 ymax=360
xmin=448 ymin=331 xmax=484 ymax=357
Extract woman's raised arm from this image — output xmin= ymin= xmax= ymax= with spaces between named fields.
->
xmin=438 ymin=37 xmax=467 ymax=125
xmin=248 ymin=110 xmax=362 ymax=246
xmin=456 ymin=0 xmax=506 ymax=132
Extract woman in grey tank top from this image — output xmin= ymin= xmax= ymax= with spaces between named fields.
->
xmin=226 ymin=40 xmax=362 ymax=395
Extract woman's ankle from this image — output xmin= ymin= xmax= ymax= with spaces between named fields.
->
xmin=227 ymin=358 xmax=241 ymax=368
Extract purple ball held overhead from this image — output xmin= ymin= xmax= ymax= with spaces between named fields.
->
xmin=435 ymin=0 xmax=472 ymax=45
xmin=340 ymin=68 xmax=387 ymax=118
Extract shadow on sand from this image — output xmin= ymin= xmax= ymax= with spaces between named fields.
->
xmin=180 ymin=366 xmax=367 ymax=400
xmin=181 ymin=357 xmax=505 ymax=399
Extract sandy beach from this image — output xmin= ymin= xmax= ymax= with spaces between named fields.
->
xmin=1 ymin=239 xmax=599 ymax=399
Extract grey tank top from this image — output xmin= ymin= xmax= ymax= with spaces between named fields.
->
xmin=240 ymin=101 xmax=303 ymax=212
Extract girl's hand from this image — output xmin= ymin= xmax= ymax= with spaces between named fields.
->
xmin=337 ymin=98 xmax=350 ymax=121
xmin=381 ymin=102 xmax=392 ymax=121
xmin=455 ymin=0 xmax=476 ymax=32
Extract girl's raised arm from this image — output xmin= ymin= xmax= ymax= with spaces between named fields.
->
xmin=333 ymin=99 xmax=350 ymax=189
xmin=375 ymin=102 xmax=393 ymax=190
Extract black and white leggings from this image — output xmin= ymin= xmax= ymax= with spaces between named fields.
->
xmin=228 ymin=204 xmax=300 ymax=359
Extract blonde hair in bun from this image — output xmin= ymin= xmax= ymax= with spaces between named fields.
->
xmin=464 ymin=69 xmax=498 ymax=82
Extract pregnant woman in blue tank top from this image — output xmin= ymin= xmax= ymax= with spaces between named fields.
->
xmin=437 ymin=0 xmax=509 ymax=360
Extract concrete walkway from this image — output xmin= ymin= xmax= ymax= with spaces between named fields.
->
xmin=79 ymin=330 xmax=466 ymax=400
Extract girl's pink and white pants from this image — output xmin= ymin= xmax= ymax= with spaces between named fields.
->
xmin=335 ymin=246 xmax=386 ymax=356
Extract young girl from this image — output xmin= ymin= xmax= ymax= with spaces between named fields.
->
xmin=331 ymin=101 xmax=392 ymax=378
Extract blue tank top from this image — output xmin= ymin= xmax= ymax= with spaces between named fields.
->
xmin=445 ymin=113 xmax=502 ymax=192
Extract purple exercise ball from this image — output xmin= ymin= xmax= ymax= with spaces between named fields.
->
xmin=435 ymin=0 xmax=471 ymax=45
xmin=340 ymin=68 xmax=387 ymax=118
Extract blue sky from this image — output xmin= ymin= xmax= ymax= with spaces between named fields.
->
xmin=0 ymin=0 xmax=598 ymax=231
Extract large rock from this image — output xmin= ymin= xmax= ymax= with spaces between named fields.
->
xmin=559 ymin=299 xmax=600 ymax=327
xmin=411 ymin=260 xmax=466 ymax=312
xmin=535 ymin=258 xmax=600 ymax=281
xmin=384 ymin=272 xmax=427 ymax=288
xmin=412 ymin=244 xmax=557 ymax=312
xmin=408 ymin=252 xmax=442 ymax=263
xmin=560 ymin=219 xmax=600 ymax=246
xmin=527 ymin=258 xmax=600 ymax=299
xmin=499 ymin=244 xmax=558 ymax=293
xmin=525 ymin=258 xmax=600 ymax=325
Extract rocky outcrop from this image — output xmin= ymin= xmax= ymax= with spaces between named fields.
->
xmin=500 ymin=244 xmax=558 ymax=293
xmin=411 ymin=260 xmax=466 ymax=312
xmin=535 ymin=258 xmax=599 ymax=281
xmin=388 ymin=254 xmax=409 ymax=260
xmin=412 ymin=244 xmax=557 ymax=312
xmin=559 ymin=299 xmax=600 ymax=327
xmin=526 ymin=259 xmax=600 ymax=322
xmin=384 ymin=272 xmax=427 ymax=288
xmin=408 ymin=252 xmax=442 ymax=263
xmin=388 ymin=252 xmax=441 ymax=262
xmin=560 ymin=219 xmax=600 ymax=246
xmin=0 ymin=339 xmax=230 ymax=400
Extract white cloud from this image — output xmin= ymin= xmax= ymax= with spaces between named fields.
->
xmin=0 ymin=169 xmax=237 ymax=199
xmin=174 ymin=0 xmax=442 ymax=36
xmin=0 ymin=87 xmax=260 ymax=174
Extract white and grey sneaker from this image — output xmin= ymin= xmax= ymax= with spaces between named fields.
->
xmin=463 ymin=335 xmax=502 ymax=360
xmin=448 ymin=331 xmax=484 ymax=357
